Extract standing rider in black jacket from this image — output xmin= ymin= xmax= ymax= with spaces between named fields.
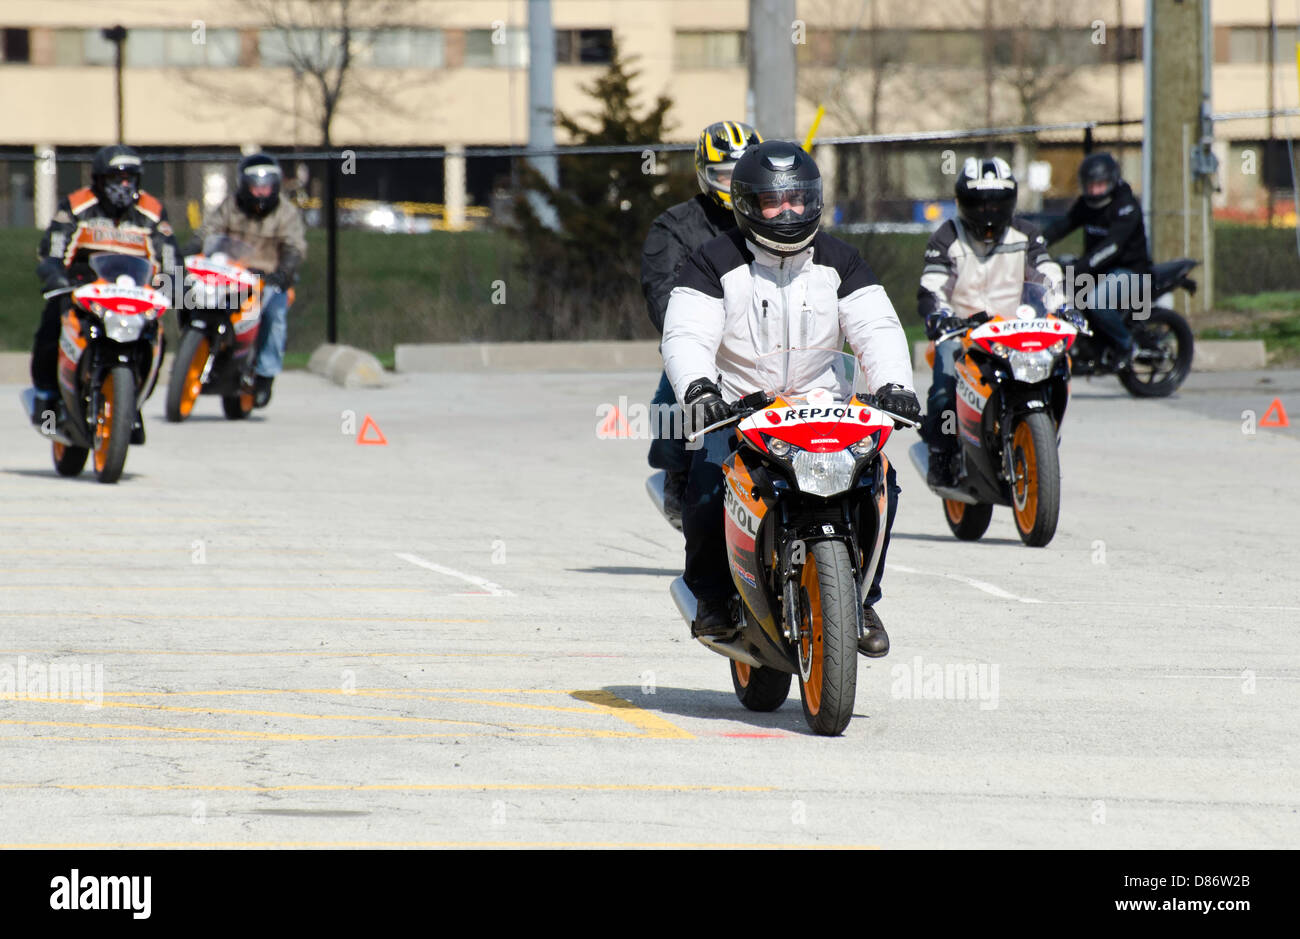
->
xmin=1044 ymin=152 xmax=1151 ymax=368
xmin=640 ymin=121 xmax=762 ymax=527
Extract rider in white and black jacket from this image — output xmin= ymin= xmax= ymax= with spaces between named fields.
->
xmin=917 ymin=157 xmax=1070 ymax=487
xmin=662 ymin=141 xmax=918 ymax=655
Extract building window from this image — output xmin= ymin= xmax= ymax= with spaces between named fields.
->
xmin=1227 ymin=26 xmax=1299 ymax=64
xmin=1 ymin=28 xmax=30 ymax=63
xmin=361 ymin=28 xmax=445 ymax=68
xmin=162 ymin=28 xmax=241 ymax=66
xmin=464 ymin=27 xmax=528 ymax=67
xmin=674 ymin=31 xmax=746 ymax=68
xmin=259 ymin=28 xmax=347 ymax=69
xmin=82 ymin=29 xmax=119 ymax=66
xmin=555 ymin=29 xmax=613 ymax=65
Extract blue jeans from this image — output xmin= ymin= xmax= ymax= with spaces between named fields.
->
xmin=648 ymin=370 xmax=689 ymax=473
xmin=682 ymin=429 xmax=899 ymax=609
xmin=1086 ymin=268 xmax=1136 ymax=356
xmin=254 ymin=286 xmax=290 ymax=378
xmin=922 ymin=338 xmax=961 ymax=451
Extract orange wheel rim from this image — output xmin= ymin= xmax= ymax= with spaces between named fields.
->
xmin=53 ymin=442 xmax=65 ymax=461
xmin=799 ymin=553 xmax=824 ymax=716
xmin=93 ymin=373 xmax=114 ymax=472
xmin=734 ymin=662 xmax=751 ymax=688
xmin=240 ymin=391 xmax=254 ymax=412
xmin=944 ymin=499 xmax=965 ymax=524
xmin=180 ymin=337 xmax=210 ymax=416
xmin=1012 ymin=420 xmax=1038 ymax=531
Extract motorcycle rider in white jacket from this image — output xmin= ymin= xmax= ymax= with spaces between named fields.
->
xmin=661 ymin=141 xmax=920 ymax=654
xmin=917 ymin=157 xmax=1076 ymax=487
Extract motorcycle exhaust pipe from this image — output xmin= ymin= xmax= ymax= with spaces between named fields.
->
xmin=645 ymin=471 xmax=683 ymax=531
xmin=18 ymin=389 xmax=75 ymax=446
xmin=908 ymin=440 xmax=978 ymax=504
xmin=669 ymin=576 xmax=697 ymax=626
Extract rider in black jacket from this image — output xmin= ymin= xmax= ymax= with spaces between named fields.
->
xmin=1044 ymin=152 xmax=1151 ymax=365
xmin=640 ymin=121 xmax=762 ymax=526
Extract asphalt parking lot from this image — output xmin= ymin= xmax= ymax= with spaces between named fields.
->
xmin=0 ymin=366 xmax=1296 ymax=848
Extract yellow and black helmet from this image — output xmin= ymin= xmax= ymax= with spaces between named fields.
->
xmin=695 ymin=121 xmax=763 ymax=209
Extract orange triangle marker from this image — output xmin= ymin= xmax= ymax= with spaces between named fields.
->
xmin=1260 ymin=398 xmax=1289 ymax=428
xmin=356 ymin=415 xmax=387 ymax=445
xmin=598 ymin=406 xmax=632 ymax=439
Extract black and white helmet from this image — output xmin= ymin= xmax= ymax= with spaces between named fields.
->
xmin=235 ymin=152 xmax=283 ymax=218
xmin=955 ymin=156 xmax=1017 ymax=246
xmin=730 ymin=140 xmax=823 ymax=256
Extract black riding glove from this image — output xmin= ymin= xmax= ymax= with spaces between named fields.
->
xmin=1058 ymin=308 xmax=1088 ymax=333
xmin=874 ymin=384 xmax=921 ymax=424
xmin=924 ymin=311 xmax=966 ymax=341
xmin=265 ymin=270 xmax=290 ymax=292
xmin=683 ymin=378 xmax=729 ymax=435
xmin=43 ymin=270 xmax=72 ymax=293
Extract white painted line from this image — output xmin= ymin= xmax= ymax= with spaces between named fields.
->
xmin=395 ymin=553 xmax=513 ymax=597
xmin=887 ymin=564 xmax=1043 ymax=604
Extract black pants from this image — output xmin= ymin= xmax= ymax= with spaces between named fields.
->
xmin=31 ymin=295 xmax=68 ymax=390
xmin=682 ymin=430 xmax=899 ymax=608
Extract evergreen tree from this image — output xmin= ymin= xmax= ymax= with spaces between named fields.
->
xmin=511 ymin=44 xmax=694 ymax=340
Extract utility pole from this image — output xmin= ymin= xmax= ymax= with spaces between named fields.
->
xmin=1267 ymin=0 xmax=1276 ymax=228
xmin=748 ymin=0 xmax=796 ymax=138
xmin=1145 ymin=0 xmax=1215 ymax=321
xmin=527 ymin=0 xmax=559 ymax=230
xmin=102 ymin=25 xmax=127 ymax=143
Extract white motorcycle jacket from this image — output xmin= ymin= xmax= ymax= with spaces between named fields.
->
xmin=917 ymin=216 xmax=1063 ymax=322
xmin=662 ymin=230 xmax=914 ymax=404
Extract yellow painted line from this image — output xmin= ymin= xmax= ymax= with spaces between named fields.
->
xmin=0 ymin=719 xmax=643 ymax=742
xmin=93 ymin=689 xmax=619 ymax=718
xmin=571 ymin=690 xmax=694 ymax=740
xmin=0 ymin=840 xmax=877 ymax=849
xmin=0 ymin=782 xmax=772 ymax=793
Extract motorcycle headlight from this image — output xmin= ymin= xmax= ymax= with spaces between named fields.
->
xmin=102 ymin=312 xmax=144 ymax=342
xmin=791 ymin=449 xmax=856 ymax=498
xmin=1008 ymin=349 xmax=1055 ymax=383
xmin=848 ymin=431 xmax=879 ymax=458
xmin=766 ymin=436 xmax=793 ymax=458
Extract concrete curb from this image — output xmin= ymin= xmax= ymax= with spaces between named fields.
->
xmin=307 ymin=344 xmax=389 ymax=388
xmin=395 ymin=340 xmax=662 ymax=373
xmin=910 ymin=338 xmax=1267 ymax=373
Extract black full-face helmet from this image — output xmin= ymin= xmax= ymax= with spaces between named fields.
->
xmin=729 ymin=140 xmax=823 ymax=256
xmin=235 ymin=153 xmax=283 ymax=218
xmin=1078 ymin=151 xmax=1121 ymax=208
xmin=91 ymin=144 xmax=143 ymax=216
xmin=955 ymin=156 xmax=1017 ymax=246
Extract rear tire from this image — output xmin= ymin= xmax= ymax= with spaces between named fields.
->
xmin=1009 ymin=411 xmax=1060 ymax=547
xmin=52 ymin=442 xmax=88 ymax=477
xmin=93 ymin=366 xmax=135 ymax=484
xmin=796 ymin=540 xmax=859 ymax=736
xmin=943 ymin=498 xmax=993 ymax=541
xmin=730 ymin=659 xmax=791 ymax=712
xmin=222 ymin=391 xmax=254 ymax=420
xmin=1121 ymin=308 xmax=1194 ymax=398
xmin=165 ymin=329 xmax=210 ymax=422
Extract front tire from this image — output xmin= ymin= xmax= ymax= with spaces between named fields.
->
xmin=944 ymin=498 xmax=993 ymax=541
xmin=52 ymin=441 xmax=88 ymax=477
xmin=730 ymin=659 xmax=791 ymax=712
xmin=1121 ymin=308 xmax=1194 ymax=397
xmin=165 ymin=329 xmax=210 ymax=422
xmin=93 ymin=365 xmax=135 ymax=484
xmin=795 ymin=540 xmax=859 ymax=736
xmin=222 ymin=392 xmax=254 ymax=420
xmin=1009 ymin=411 xmax=1060 ymax=547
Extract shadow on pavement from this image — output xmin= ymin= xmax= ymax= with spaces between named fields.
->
xmin=566 ymin=566 xmax=679 ymax=577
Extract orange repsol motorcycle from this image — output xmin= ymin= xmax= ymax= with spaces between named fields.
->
xmin=166 ymin=237 xmax=264 ymax=421
xmin=909 ymin=283 xmax=1080 ymax=547
xmin=21 ymin=253 xmax=168 ymax=483
xmin=651 ymin=349 xmax=917 ymax=736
